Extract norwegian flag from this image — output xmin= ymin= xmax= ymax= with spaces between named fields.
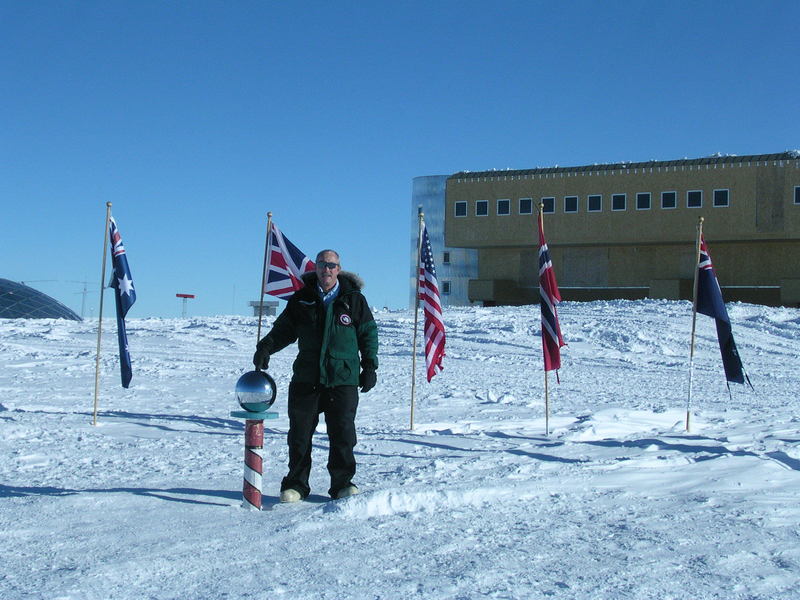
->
xmin=696 ymin=235 xmax=749 ymax=386
xmin=418 ymin=224 xmax=445 ymax=381
xmin=263 ymin=222 xmax=315 ymax=299
xmin=108 ymin=215 xmax=136 ymax=388
xmin=538 ymin=211 xmax=565 ymax=372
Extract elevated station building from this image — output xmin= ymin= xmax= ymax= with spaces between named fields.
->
xmin=413 ymin=151 xmax=800 ymax=307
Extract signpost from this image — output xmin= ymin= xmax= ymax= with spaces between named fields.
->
xmin=176 ymin=293 xmax=195 ymax=318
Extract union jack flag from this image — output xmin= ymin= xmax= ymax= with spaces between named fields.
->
xmin=263 ymin=222 xmax=315 ymax=299
xmin=108 ymin=215 xmax=136 ymax=388
xmin=696 ymin=235 xmax=748 ymax=386
xmin=419 ymin=224 xmax=445 ymax=381
xmin=538 ymin=211 xmax=565 ymax=372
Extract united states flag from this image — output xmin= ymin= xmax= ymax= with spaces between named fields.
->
xmin=109 ymin=215 xmax=136 ymax=388
xmin=696 ymin=235 xmax=748 ymax=386
xmin=538 ymin=211 xmax=565 ymax=372
xmin=419 ymin=224 xmax=445 ymax=381
xmin=263 ymin=222 xmax=315 ymax=299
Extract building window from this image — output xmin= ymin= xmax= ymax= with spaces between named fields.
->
xmin=442 ymin=251 xmax=450 ymax=265
xmin=588 ymin=194 xmax=602 ymax=212
xmin=687 ymin=190 xmax=703 ymax=208
xmin=455 ymin=201 xmax=467 ymax=217
xmin=519 ymin=197 xmax=533 ymax=214
xmin=612 ymin=193 xmax=626 ymax=211
xmin=636 ymin=192 xmax=651 ymax=210
xmin=442 ymin=281 xmax=451 ymax=295
xmin=713 ymin=189 xmax=730 ymax=207
xmin=661 ymin=191 xmax=677 ymax=209
xmin=497 ymin=198 xmax=511 ymax=216
xmin=795 ymin=186 xmax=800 ymax=205
xmin=542 ymin=197 xmax=555 ymax=213
xmin=564 ymin=196 xmax=579 ymax=213
xmin=476 ymin=200 xmax=489 ymax=216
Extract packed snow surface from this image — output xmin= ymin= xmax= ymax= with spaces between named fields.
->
xmin=2 ymin=300 xmax=799 ymax=599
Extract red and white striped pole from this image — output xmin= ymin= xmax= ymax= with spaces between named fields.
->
xmin=242 ymin=419 xmax=265 ymax=510
xmin=231 ymin=411 xmax=278 ymax=510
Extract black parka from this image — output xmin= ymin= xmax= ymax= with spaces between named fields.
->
xmin=257 ymin=271 xmax=378 ymax=387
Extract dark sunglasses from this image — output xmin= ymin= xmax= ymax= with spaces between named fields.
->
xmin=316 ymin=261 xmax=340 ymax=270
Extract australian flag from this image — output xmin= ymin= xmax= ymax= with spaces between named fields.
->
xmin=263 ymin=221 xmax=315 ymax=300
xmin=109 ymin=216 xmax=136 ymax=388
xmin=696 ymin=235 xmax=749 ymax=387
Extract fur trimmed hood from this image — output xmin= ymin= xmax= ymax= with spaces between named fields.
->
xmin=300 ymin=270 xmax=365 ymax=292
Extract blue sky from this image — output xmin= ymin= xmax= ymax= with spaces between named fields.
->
xmin=2 ymin=1 xmax=798 ymax=317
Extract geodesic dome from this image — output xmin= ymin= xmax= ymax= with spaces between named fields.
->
xmin=0 ymin=279 xmax=82 ymax=320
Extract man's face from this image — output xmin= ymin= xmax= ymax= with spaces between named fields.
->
xmin=315 ymin=251 xmax=340 ymax=292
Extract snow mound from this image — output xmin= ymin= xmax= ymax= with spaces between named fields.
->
xmin=324 ymin=485 xmax=521 ymax=518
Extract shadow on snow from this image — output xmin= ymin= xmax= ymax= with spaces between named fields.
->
xmin=0 ymin=484 xmax=240 ymax=506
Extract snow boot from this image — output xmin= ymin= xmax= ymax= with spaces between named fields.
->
xmin=280 ymin=488 xmax=302 ymax=503
xmin=333 ymin=485 xmax=360 ymax=500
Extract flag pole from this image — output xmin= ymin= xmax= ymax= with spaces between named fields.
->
xmin=410 ymin=207 xmax=424 ymax=430
xmin=540 ymin=202 xmax=551 ymax=437
xmin=256 ymin=212 xmax=272 ymax=344
xmin=544 ymin=371 xmax=550 ymax=436
xmin=686 ymin=216 xmax=704 ymax=432
xmin=92 ymin=202 xmax=112 ymax=426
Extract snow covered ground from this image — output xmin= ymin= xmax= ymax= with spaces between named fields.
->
xmin=2 ymin=299 xmax=799 ymax=599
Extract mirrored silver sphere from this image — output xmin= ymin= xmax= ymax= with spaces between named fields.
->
xmin=235 ymin=370 xmax=277 ymax=412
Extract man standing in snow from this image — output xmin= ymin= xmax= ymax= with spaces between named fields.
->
xmin=253 ymin=249 xmax=378 ymax=502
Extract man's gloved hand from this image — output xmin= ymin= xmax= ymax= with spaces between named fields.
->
xmin=359 ymin=361 xmax=377 ymax=393
xmin=253 ymin=342 xmax=271 ymax=371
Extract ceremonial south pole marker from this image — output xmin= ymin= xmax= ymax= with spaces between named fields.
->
xmin=231 ymin=370 xmax=278 ymax=511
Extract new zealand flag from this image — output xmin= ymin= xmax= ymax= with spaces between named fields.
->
xmin=109 ymin=216 xmax=136 ymax=388
xmin=696 ymin=235 xmax=748 ymax=387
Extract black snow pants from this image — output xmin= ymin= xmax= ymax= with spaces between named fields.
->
xmin=280 ymin=382 xmax=359 ymax=499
